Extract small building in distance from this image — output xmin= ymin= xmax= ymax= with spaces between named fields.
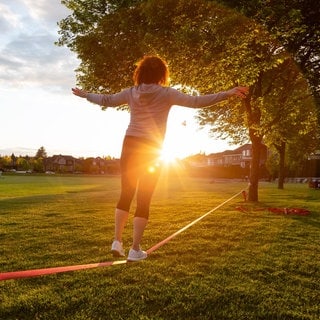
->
xmin=184 ymin=144 xmax=268 ymax=179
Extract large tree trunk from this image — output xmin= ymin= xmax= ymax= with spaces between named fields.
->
xmin=246 ymin=75 xmax=263 ymax=202
xmin=276 ymin=141 xmax=286 ymax=189
xmin=248 ymin=133 xmax=263 ymax=202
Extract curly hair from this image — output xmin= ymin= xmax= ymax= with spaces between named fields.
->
xmin=133 ymin=56 xmax=169 ymax=86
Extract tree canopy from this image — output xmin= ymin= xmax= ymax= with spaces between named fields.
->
xmin=216 ymin=0 xmax=320 ymax=112
xmin=58 ymin=0 xmax=282 ymax=91
xmin=59 ymin=0 xmax=320 ymax=108
xmin=35 ymin=146 xmax=47 ymax=159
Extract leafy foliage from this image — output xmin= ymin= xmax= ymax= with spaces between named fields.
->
xmin=35 ymin=146 xmax=47 ymax=159
xmin=217 ymin=0 xmax=320 ymax=110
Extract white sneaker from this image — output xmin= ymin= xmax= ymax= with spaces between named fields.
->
xmin=127 ymin=248 xmax=147 ymax=262
xmin=111 ymin=240 xmax=125 ymax=257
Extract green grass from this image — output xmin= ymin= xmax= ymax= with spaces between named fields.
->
xmin=0 ymin=172 xmax=319 ymax=319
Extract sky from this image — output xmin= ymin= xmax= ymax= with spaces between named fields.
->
xmin=0 ymin=0 xmax=237 ymax=159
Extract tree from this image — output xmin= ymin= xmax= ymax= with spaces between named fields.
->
xmin=35 ymin=146 xmax=47 ymax=159
xmin=217 ymin=0 xmax=320 ymax=114
xmin=34 ymin=147 xmax=47 ymax=173
xmin=0 ymin=156 xmax=11 ymax=171
xmin=249 ymin=56 xmax=319 ymax=189
xmin=16 ymin=157 xmax=32 ymax=171
xmin=57 ymin=0 xmax=317 ymax=201
xmin=32 ymin=158 xmax=45 ymax=173
xmin=59 ymin=0 xmax=320 ymax=110
xmin=10 ymin=153 xmax=17 ymax=169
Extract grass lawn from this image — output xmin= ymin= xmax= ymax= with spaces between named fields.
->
xmin=0 ymin=172 xmax=319 ymax=319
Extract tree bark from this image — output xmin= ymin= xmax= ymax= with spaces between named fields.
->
xmin=248 ymin=133 xmax=263 ymax=202
xmin=276 ymin=141 xmax=286 ymax=189
xmin=246 ymin=75 xmax=263 ymax=202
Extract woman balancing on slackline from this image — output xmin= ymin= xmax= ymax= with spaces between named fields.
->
xmin=72 ymin=55 xmax=248 ymax=261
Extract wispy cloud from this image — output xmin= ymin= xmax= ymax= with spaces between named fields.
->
xmin=0 ymin=2 xmax=22 ymax=32
xmin=21 ymin=0 xmax=71 ymax=27
xmin=0 ymin=0 xmax=77 ymax=92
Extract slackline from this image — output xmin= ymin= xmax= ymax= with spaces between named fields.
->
xmin=0 ymin=188 xmax=246 ymax=281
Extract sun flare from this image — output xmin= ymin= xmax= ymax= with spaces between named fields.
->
xmin=160 ymin=148 xmax=179 ymax=164
xmin=159 ymin=106 xmax=225 ymax=163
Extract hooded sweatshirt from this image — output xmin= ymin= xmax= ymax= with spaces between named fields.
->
xmin=86 ymin=84 xmax=231 ymax=146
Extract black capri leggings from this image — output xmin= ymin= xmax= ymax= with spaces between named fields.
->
xmin=116 ymin=136 xmax=162 ymax=219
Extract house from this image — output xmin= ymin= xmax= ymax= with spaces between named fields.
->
xmin=185 ymin=144 xmax=268 ymax=179
xmin=207 ymin=144 xmax=268 ymax=168
xmin=44 ymin=155 xmax=120 ymax=174
xmin=44 ymin=155 xmax=76 ymax=173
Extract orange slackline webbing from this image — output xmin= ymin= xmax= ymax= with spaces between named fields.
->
xmin=0 ymin=188 xmax=247 ymax=281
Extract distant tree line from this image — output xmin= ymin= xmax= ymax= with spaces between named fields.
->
xmin=1 ymin=146 xmax=319 ymax=179
xmin=0 ymin=147 xmax=120 ymax=175
xmin=0 ymin=153 xmax=44 ymax=173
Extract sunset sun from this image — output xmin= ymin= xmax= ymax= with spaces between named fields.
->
xmin=160 ymin=146 xmax=179 ymax=164
xmin=160 ymin=107 xmax=202 ymax=163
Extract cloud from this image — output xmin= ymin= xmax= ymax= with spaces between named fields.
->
xmin=0 ymin=32 xmax=78 ymax=90
xmin=21 ymin=0 xmax=71 ymax=27
xmin=0 ymin=2 xmax=22 ymax=32
xmin=0 ymin=0 xmax=77 ymax=92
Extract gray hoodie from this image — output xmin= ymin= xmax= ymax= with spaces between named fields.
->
xmin=87 ymin=84 xmax=230 ymax=145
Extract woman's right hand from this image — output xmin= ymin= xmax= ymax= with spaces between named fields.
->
xmin=228 ymin=86 xmax=249 ymax=99
xmin=72 ymin=87 xmax=88 ymax=98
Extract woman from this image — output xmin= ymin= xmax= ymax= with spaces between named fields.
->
xmin=72 ymin=55 xmax=248 ymax=261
